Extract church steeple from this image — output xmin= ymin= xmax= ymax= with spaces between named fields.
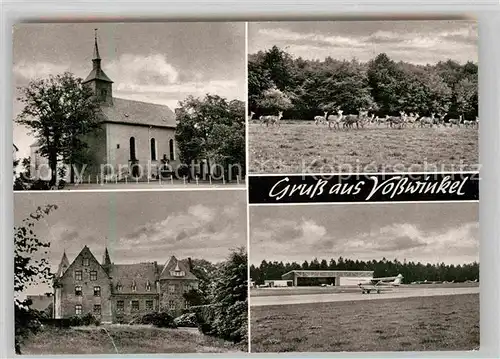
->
xmin=83 ymin=29 xmax=113 ymax=105
xmin=102 ymin=247 xmax=112 ymax=274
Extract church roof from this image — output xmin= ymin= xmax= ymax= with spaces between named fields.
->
xmin=109 ymin=263 xmax=158 ymax=294
xmin=83 ymin=67 xmax=113 ymax=84
xmin=100 ymin=97 xmax=176 ymax=128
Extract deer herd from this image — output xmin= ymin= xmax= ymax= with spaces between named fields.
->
xmin=249 ymin=110 xmax=479 ymax=130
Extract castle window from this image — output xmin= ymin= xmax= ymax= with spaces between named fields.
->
xmin=170 ymin=270 xmax=185 ymax=277
xmin=146 ymin=281 xmax=151 ymax=292
xmin=131 ymin=300 xmax=139 ymax=312
xmin=169 ymin=285 xmax=175 ymax=293
xmin=101 ymin=89 xmax=107 ymax=101
xmin=168 ymin=300 xmax=175 ymax=310
xmin=75 ymin=286 xmax=82 ymax=296
xmin=145 ymin=300 xmax=154 ymax=311
xmin=90 ymin=271 xmax=97 ymax=281
xmin=117 ymin=144 xmax=120 ymax=149
xmin=129 ymin=137 xmax=136 ymax=161
xmin=116 ymin=300 xmax=124 ymax=312
xmin=169 ymin=139 xmax=175 ymax=160
xmin=75 ymin=304 xmax=82 ymax=315
xmin=93 ymin=304 xmax=101 ymax=315
xmin=131 ymin=282 xmax=137 ymax=292
xmin=83 ymin=258 xmax=90 ymax=266
xmin=75 ymin=270 xmax=82 ymax=281
xmin=94 ymin=286 xmax=101 ymax=297
xmin=150 ymin=138 xmax=157 ymax=161
xmin=116 ymin=284 xmax=123 ymax=292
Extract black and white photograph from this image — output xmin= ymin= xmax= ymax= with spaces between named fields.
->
xmin=248 ymin=20 xmax=478 ymax=174
xmin=249 ymin=202 xmax=479 ymax=352
xmin=12 ymin=22 xmax=246 ymax=190
xmin=14 ymin=190 xmax=248 ymax=354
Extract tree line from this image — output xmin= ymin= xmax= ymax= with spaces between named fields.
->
xmin=250 ymin=257 xmax=479 ymax=285
xmin=249 ymin=46 xmax=478 ymax=121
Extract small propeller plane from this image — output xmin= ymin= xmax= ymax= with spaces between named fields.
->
xmin=357 ymin=274 xmax=403 ymax=294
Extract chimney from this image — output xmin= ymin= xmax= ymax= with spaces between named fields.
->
xmin=188 ymin=257 xmax=193 ymax=272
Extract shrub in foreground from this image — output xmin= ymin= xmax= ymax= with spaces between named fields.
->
xmin=140 ymin=312 xmax=177 ymax=328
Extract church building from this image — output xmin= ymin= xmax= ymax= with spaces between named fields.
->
xmin=31 ymin=33 xmax=179 ymax=182
xmin=53 ymin=246 xmax=198 ymax=323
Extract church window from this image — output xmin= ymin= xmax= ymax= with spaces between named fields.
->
xmin=75 ymin=271 xmax=82 ymax=281
xmin=93 ymin=286 xmax=101 ymax=297
xmin=90 ymin=271 xmax=97 ymax=281
xmin=131 ymin=300 xmax=139 ymax=312
xmin=169 ymin=139 xmax=175 ymax=160
xmin=150 ymin=138 xmax=157 ymax=161
xmin=116 ymin=300 xmax=124 ymax=312
xmin=94 ymin=304 xmax=101 ymax=315
xmin=145 ymin=300 xmax=154 ymax=311
xmin=101 ymin=89 xmax=107 ymax=101
xmin=83 ymin=258 xmax=90 ymax=266
xmin=75 ymin=285 xmax=83 ymax=296
xmin=75 ymin=304 xmax=82 ymax=315
xmin=129 ymin=137 xmax=136 ymax=161
xmin=116 ymin=144 xmax=120 ymax=149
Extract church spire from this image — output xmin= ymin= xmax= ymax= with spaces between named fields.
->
xmin=93 ymin=28 xmax=101 ymax=60
xmin=83 ymin=29 xmax=113 ymax=105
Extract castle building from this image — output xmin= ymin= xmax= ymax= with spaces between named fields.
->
xmin=31 ymin=32 xmax=179 ymax=182
xmin=53 ymin=246 xmax=198 ymax=323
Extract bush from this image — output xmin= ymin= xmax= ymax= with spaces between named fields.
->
xmin=140 ymin=312 xmax=177 ymax=328
xmin=67 ymin=313 xmax=100 ymax=327
xmin=174 ymin=312 xmax=197 ymax=327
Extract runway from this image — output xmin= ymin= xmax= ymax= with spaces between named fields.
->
xmin=250 ymin=286 xmax=479 ymax=307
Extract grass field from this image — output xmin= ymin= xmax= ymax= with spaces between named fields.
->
xmin=21 ymin=325 xmax=245 ymax=354
xmin=249 ymin=121 xmax=479 ymax=174
xmin=251 ymin=282 xmax=480 ymax=297
xmin=251 ymin=293 xmax=479 ymax=352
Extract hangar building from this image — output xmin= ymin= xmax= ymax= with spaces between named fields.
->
xmin=281 ymin=270 xmax=374 ymax=286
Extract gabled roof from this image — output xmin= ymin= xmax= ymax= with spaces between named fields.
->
xmin=160 ymin=256 xmax=197 ymax=281
xmin=100 ymin=97 xmax=176 ymax=128
xmin=110 ymin=263 xmax=157 ymax=294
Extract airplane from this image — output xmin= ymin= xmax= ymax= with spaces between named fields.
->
xmin=357 ymin=274 xmax=403 ymax=294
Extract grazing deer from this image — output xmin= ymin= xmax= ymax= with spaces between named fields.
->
xmin=419 ymin=113 xmax=435 ymax=128
xmin=327 ymin=110 xmax=344 ymax=130
xmin=314 ymin=111 xmax=328 ymax=126
xmin=260 ymin=111 xmax=283 ymax=127
xmin=448 ymin=115 xmax=462 ymax=128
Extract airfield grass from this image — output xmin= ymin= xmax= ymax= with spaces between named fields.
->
xmin=251 ymin=293 xmax=479 ymax=352
xmin=249 ymin=121 xmax=479 ymax=173
xmin=21 ymin=325 xmax=244 ymax=354
xmin=251 ymin=282 xmax=480 ymax=297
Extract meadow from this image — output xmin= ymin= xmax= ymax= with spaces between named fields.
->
xmin=251 ymin=293 xmax=479 ymax=352
xmin=248 ymin=121 xmax=479 ymax=174
xmin=21 ymin=325 xmax=245 ymax=354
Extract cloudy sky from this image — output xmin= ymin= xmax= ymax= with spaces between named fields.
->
xmin=12 ymin=22 xmax=245 ymax=159
xmin=250 ymin=202 xmax=478 ymax=266
xmin=249 ymin=20 xmax=477 ymax=64
xmin=15 ymin=190 xmax=246 ymax=295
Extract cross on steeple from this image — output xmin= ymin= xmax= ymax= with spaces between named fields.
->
xmin=93 ymin=28 xmax=101 ymax=60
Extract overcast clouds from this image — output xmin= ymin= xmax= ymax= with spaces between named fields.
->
xmin=250 ymin=202 xmax=478 ymax=266
xmin=15 ymin=190 xmax=246 ymax=295
xmin=249 ymin=20 xmax=477 ymax=64
xmin=12 ymin=22 xmax=245 ymax=159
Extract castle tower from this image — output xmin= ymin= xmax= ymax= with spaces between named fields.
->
xmin=83 ymin=29 xmax=113 ymax=106
xmin=53 ymin=251 xmax=69 ymax=319
xmin=102 ymin=247 xmax=112 ymax=274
